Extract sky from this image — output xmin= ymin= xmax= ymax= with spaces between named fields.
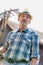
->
xmin=0 ymin=0 xmax=43 ymax=33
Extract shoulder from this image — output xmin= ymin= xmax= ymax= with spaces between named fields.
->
xmin=6 ymin=30 xmax=18 ymax=41
xmin=27 ymin=28 xmax=38 ymax=36
xmin=6 ymin=31 xmax=16 ymax=38
xmin=7 ymin=31 xmax=14 ymax=36
xmin=7 ymin=30 xmax=17 ymax=36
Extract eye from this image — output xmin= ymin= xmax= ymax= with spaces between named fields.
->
xmin=26 ymin=16 xmax=29 ymax=18
xmin=22 ymin=15 xmax=25 ymax=17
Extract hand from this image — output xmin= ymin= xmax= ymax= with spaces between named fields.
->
xmin=30 ymin=58 xmax=37 ymax=65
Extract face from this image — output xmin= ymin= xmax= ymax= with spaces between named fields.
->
xmin=18 ymin=14 xmax=31 ymax=26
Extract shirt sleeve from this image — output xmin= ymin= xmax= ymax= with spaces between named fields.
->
xmin=31 ymin=32 xmax=39 ymax=60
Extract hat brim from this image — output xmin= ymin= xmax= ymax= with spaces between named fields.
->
xmin=18 ymin=12 xmax=33 ymax=20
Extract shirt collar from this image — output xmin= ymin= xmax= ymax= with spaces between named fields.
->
xmin=16 ymin=28 xmax=29 ymax=33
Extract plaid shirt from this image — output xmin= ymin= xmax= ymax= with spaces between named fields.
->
xmin=4 ymin=28 xmax=39 ymax=62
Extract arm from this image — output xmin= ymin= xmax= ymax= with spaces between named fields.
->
xmin=30 ymin=32 xmax=39 ymax=65
xmin=0 ymin=32 xmax=11 ymax=54
xmin=0 ymin=41 xmax=9 ymax=54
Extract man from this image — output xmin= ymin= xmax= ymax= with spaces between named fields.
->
xmin=0 ymin=9 xmax=39 ymax=65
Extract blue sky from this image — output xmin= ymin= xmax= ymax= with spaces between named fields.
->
xmin=0 ymin=0 xmax=43 ymax=33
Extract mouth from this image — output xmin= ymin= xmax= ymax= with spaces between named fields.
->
xmin=22 ymin=19 xmax=26 ymax=22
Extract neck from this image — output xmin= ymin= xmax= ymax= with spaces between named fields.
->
xmin=19 ymin=26 xmax=27 ymax=31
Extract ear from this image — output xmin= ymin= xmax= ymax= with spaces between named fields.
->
xmin=18 ymin=16 xmax=21 ymax=23
xmin=29 ymin=20 xmax=31 ymax=23
xmin=18 ymin=17 xmax=19 ymax=21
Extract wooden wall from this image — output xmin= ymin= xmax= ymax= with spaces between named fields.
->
xmin=39 ymin=44 xmax=43 ymax=65
xmin=0 ymin=23 xmax=12 ymax=46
